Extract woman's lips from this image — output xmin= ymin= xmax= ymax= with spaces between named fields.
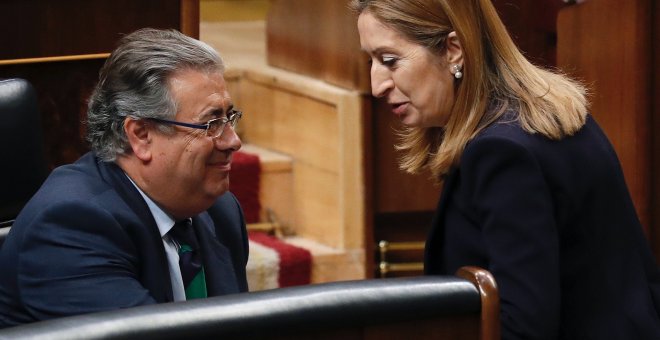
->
xmin=391 ymin=102 xmax=408 ymax=117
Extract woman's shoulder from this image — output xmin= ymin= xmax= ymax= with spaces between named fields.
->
xmin=462 ymin=111 xmax=552 ymax=169
xmin=472 ymin=111 xmax=531 ymax=145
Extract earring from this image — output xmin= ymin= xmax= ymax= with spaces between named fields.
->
xmin=452 ymin=64 xmax=463 ymax=79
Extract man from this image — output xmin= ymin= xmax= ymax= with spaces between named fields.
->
xmin=0 ymin=28 xmax=249 ymax=328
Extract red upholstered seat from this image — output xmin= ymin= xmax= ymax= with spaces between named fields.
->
xmin=229 ymin=151 xmax=261 ymax=223
xmin=230 ymin=150 xmax=312 ymax=289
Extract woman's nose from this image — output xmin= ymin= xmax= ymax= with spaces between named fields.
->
xmin=371 ymin=65 xmax=393 ymax=98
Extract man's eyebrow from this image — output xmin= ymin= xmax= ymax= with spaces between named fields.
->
xmin=201 ymin=104 xmax=235 ymax=120
xmin=196 ymin=108 xmax=220 ymax=122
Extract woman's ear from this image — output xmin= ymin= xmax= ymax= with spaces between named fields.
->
xmin=124 ymin=118 xmax=152 ymax=162
xmin=445 ymin=31 xmax=464 ymax=67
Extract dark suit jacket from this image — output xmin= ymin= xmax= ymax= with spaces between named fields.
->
xmin=425 ymin=115 xmax=660 ymax=339
xmin=0 ymin=152 xmax=249 ymax=328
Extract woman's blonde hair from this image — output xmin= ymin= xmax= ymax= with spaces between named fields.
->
xmin=351 ymin=0 xmax=588 ymax=179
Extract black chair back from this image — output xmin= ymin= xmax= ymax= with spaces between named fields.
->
xmin=0 ymin=78 xmax=49 ymax=223
xmin=0 ymin=267 xmax=499 ymax=340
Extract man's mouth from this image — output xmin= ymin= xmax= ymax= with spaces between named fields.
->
xmin=209 ymin=160 xmax=231 ymax=171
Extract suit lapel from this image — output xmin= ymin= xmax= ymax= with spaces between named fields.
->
xmin=192 ymin=214 xmax=240 ymax=296
xmin=424 ymin=168 xmax=458 ymax=274
xmin=96 ymin=158 xmax=174 ymax=302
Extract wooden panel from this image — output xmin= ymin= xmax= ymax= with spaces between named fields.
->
xmin=265 ymin=0 xmax=561 ymax=90
xmin=652 ymin=1 xmax=660 ymax=259
xmin=280 ymin=100 xmax=339 ymax=173
xmin=237 ymin=72 xmax=363 ymax=249
xmin=266 ymin=0 xmax=369 ymax=92
xmin=374 ymin=100 xmax=440 ymax=213
xmin=294 ymin=163 xmax=341 ymax=247
xmin=491 ymin=0 xmax=563 ymax=67
xmin=200 ymin=0 xmax=268 ymax=22
xmin=180 ymin=0 xmax=201 ymax=38
xmin=360 ymin=94 xmax=376 ymax=277
xmin=0 ymin=0 xmax=200 ymax=168
xmin=337 ymin=93 xmax=368 ymax=250
xmin=0 ymin=0 xmax=189 ymax=60
xmin=239 ymin=80 xmax=340 ymax=173
xmin=238 ymin=79 xmax=343 ymax=246
xmin=557 ymin=0 xmax=653 ymax=233
xmin=238 ymin=144 xmax=295 ymax=231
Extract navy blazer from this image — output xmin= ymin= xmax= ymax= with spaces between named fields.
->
xmin=425 ymin=115 xmax=660 ymax=339
xmin=0 ymin=152 xmax=249 ymax=328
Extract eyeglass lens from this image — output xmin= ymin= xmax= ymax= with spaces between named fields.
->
xmin=207 ymin=111 xmax=241 ymax=138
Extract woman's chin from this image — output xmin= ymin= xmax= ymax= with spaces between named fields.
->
xmin=400 ymin=115 xmax=421 ymax=128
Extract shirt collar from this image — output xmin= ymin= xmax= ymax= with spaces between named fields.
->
xmin=124 ymin=173 xmax=176 ymax=238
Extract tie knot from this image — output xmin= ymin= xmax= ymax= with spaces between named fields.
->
xmin=170 ymin=219 xmax=199 ymax=250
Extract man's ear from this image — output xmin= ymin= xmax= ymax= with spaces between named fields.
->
xmin=124 ymin=118 xmax=152 ymax=162
xmin=445 ymin=31 xmax=464 ymax=67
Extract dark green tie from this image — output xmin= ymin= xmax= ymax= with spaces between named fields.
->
xmin=170 ymin=219 xmax=207 ymax=299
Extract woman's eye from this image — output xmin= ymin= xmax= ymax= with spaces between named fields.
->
xmin=381 ymin=55 xmax=397 ymax=67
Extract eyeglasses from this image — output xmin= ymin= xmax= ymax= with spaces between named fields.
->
xmin=148 ymin=109 xmax=242 ymax=139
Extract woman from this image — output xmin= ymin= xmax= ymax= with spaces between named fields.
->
xmin=351 ymin=0 xmax=660 ymax=338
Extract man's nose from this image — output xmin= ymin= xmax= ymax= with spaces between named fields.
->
xmin=214 ymin=124 xmax=241 ymax=152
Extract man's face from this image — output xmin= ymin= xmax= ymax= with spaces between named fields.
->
xmin=145 ymin=68 xmax=241 ymax=219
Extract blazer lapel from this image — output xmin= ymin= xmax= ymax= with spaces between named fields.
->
xmin=96 ymin=158 xmax=174 ymax=302
xmin=192 ymin=214 xmax=241 ymax=296
xmin=424 ymin=168 xmax=458 ymax=274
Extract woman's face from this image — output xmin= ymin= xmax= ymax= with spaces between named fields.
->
xmin=357 ymin=12 xmax=462 ymax=128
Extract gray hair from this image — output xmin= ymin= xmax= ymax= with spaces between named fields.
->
xmin=86 ymin=28 xmax=225 ymax=162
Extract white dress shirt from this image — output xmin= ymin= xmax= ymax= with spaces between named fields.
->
xmin=125 ymin=175 xmax=187 ymax=301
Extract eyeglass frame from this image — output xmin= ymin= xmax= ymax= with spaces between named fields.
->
xmin=147 ymin=109 xmax=242 ymax=139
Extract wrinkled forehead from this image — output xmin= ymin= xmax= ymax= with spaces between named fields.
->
xmin=357 ymin=12 xmax=411 ymax=52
